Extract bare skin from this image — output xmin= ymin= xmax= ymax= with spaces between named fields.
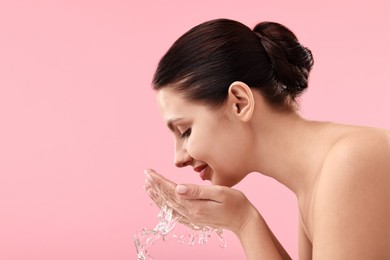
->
xmin=145 ymin=81 xmax=390 ymax=259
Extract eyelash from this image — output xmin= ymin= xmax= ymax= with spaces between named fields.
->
xmin=181 ymin=128 xmax=192 ymax=139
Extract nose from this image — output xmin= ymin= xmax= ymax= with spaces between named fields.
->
xmin=174 ymin=144 xmax=192 ymax=168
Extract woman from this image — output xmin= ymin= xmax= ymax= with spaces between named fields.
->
xmin=144 ymin=19 xmax=389 ymax=259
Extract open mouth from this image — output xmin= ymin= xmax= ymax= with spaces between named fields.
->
xmin=194 ymin=164 xmax=208 ymax=181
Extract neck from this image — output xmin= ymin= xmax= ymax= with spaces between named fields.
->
xmin=249 ymin=106 xmax=326 ymax=198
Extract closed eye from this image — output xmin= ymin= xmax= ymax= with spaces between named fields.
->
xmin=181 ymin=128 xmax=192 ymax=139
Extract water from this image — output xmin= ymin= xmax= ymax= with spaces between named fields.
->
xmin=133 ymin=205 xmax=227 ymax=259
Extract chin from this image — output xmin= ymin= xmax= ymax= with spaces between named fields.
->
xmin=210 ymin=177 xmax=238 ymax=187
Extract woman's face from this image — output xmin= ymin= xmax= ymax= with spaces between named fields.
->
xmin=156 ymin=87 xmax=252 ymax=187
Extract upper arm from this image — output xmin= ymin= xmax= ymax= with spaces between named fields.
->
xmin=312 ymin=134 xmax=390 ymax=259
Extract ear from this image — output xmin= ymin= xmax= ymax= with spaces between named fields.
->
xmin=227 ymin=81 xmax=255 ymax=122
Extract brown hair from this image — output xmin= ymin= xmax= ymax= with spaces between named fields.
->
xmin=152 ymin=18 xmax=314 ymax=108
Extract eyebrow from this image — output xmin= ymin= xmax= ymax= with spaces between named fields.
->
xmin=167 ymin=118 xmax=184 ymax=132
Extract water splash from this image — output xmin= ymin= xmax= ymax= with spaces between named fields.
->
xmin=133 ymin=205 xmax=226 ymax=259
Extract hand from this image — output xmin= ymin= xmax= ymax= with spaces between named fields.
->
xmin=144 ymin=169 xmax=192 ymax=226
xmin=144 ymin=169 xmax=257 ymax=234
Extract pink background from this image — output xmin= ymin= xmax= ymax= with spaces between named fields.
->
xmin=0 ymin=1 xmax=389 ymax=259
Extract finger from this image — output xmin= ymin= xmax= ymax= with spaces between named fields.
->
xmin=148 ymin=183 xmax=224 ymax=228
xmin=145 ymin=169 xmax=178 ymax=196
xmin=145 ymin=168 xmax=176 ymax=186
xmin=145 ymin=185 xmax=164 ymax=208
xmin=145 ymin=177 xmax=192 ymax=218
xmin=145 ymin=185 xmax=190 ymax=221
xmin=147 ymin=172 xmax=177 ymax=201
xmin=145 ymin=169 xmax=216 ymax=219
xmin=175 ymin=184 xmax=226 ymax=203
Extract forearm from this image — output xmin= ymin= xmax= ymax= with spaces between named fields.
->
xmin=234 ymin=207 xmax=291 ymax=260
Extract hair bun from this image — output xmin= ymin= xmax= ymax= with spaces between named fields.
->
xmin=253 ymin=22 xmax=314 ymax=98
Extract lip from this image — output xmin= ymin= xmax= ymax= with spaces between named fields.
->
xmin=194 ymin=164 xmax=207 ymax=173
xmin=194 ymin=165 xmax=208 ymax=180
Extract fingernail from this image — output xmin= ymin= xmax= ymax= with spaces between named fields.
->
xmin=176 ymin=184 xmax=187 ymax=194
xmin=144 ymin=178 xmax=151 ymax=186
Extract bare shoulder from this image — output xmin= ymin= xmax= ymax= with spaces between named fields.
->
xmin=311 ymin=126 xmax=390 ymax=259
xmin=324 ymin=127 xmax=390 ymax=174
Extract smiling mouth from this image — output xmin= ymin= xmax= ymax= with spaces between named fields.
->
xmin=194 ymin=165 xmax=208 ymax=181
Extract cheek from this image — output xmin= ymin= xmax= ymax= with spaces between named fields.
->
xmin=186 ymin=122 xmax=247 ymax=170
xmin=186 ymin=134 xmax=209 ymax=160
xmin=187 ymin=130 xmax=249 ymax=186
xmin=188 ymin=125 xmax=233 ymax=160
xmin=211 ymin=136 xmax=250 ymax=183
